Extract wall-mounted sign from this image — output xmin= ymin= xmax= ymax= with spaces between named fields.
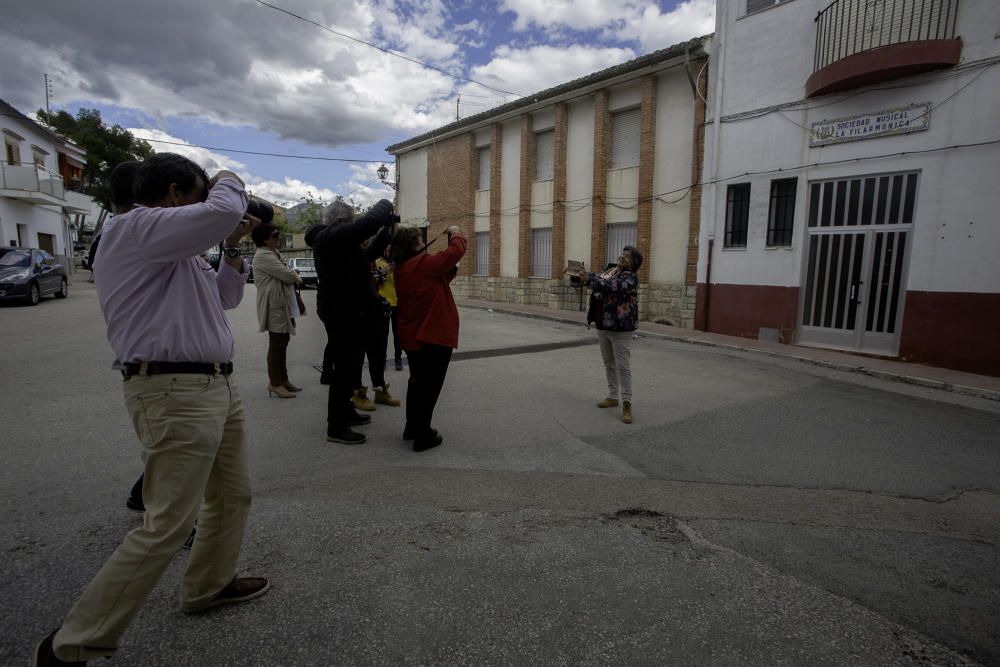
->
xmin=810 ymin=103 xmax=930 ymax=147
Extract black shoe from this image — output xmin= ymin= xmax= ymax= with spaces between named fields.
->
xmin=327 ymin=429 xmax=366 ymax=445
xmin=413 ymin=433 xmax=443 ymax=452
xmin=349 ymin=411 xmax=371 ymax=426
xmin=181 ymin=576 xmax=271 ymax=613
xmin=402 ymin=427 xmax=437 ymax=441
xmin=126 ymin=496 xmax=145 ymax=513
xmin=35 ymin=629 xmax=86 ymax=666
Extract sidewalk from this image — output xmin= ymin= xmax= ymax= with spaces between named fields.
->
xmin=457 ymin=297 xmax=1000 ymax=402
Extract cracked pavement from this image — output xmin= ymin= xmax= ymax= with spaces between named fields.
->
xmin=2 ymin=282 xmax=998 ymax=665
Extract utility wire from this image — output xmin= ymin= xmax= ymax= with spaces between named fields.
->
xmin=133 ymin=135 xmax=386 ymax=163
xmin=254 ymin=0 xmax=523 ymax=98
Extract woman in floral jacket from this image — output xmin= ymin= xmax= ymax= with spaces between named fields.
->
xmin=578 ymin=245 xmax=642 ymax=424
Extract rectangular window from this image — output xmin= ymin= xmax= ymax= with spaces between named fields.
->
xmin=475 ymin=231 xmax=489 ymax=275
xmin=531 ymin=227 xmax=552 ymax=277
xmin=605 ymin=222 xmax=638 ymax=267
xmin=610 ymin=108 xmax=641 ymax=169
xmin=4 ymin=140 xmax=20 ymax=165
xmin=766 ymin=178 xmax=797 ymax=247
xmin=725 ymin=183 xmax=751 ymax=248
xmin=478 ymin=147 xmax=491 ymax=190
xmin=534 ymin=131 xmax=554 ymax=181
xmin=745 ymin=0 xmax=790 ymax=15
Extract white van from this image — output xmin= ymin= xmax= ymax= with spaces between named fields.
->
xmin=287 ymin=257 xmax=318 ymax=287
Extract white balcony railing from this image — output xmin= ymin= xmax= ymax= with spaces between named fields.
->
xmin=0 ymin=161 xmax=66 ymax=200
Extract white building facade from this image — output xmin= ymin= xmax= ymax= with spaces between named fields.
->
xmin=698 ymin=0 xmax=1000 ymax=375
xmin=1 ymin=99 xmax=90 ymax=272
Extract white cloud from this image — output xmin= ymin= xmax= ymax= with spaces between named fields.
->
xmin=126 ymin=129 xmax=392 ymax=208
xmin=500 ymin=0 xmax=715 ymax=51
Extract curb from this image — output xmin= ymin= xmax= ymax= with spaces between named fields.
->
xmin=459 ymin=302 xmax=1000 ymax=403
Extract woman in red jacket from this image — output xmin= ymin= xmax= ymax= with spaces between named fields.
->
xmin=390 ymin=224 xmax=467 ymax=452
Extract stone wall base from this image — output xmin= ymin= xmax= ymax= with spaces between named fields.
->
xmin=452 ymin=276 xmax=696 ymax=328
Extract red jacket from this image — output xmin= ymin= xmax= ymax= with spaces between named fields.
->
xmin=395 ymin=234 xmax=467 ymax=350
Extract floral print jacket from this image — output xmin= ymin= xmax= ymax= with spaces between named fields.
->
xmin=585 ymin=269 xmax=638 ymax=331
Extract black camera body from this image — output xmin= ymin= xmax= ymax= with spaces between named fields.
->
xmin=246 ymin=199 xmax=274 ymax=225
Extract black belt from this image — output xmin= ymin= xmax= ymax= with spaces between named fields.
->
xmin=122 ymin=361 xmax=234 ymax=379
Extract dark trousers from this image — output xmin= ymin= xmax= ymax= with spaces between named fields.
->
xmin=388 ymin=307 xmax=401 ymax=362
xmin=405 ymin=343 xmax=453 ymax=438
xmin=266 ymin=332 xmax=291 ymax=385
xmin=320 ymin=311 xmax=365 ymax=432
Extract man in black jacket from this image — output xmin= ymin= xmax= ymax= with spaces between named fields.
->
xmin=306 ymin=199 xmax=396 ymax=444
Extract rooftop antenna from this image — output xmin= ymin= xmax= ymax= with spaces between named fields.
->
xmin=44 ymin=73 xmax=53 ymax=115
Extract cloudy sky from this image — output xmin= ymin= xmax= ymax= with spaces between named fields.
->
xmin=0 ymin=0 xmax=714 ymax=208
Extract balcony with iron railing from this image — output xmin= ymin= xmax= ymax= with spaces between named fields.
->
xmin=806 ymin=0 xmax=962 ymax=97
xmin=0 ymin=161 xmax=66 ymax=205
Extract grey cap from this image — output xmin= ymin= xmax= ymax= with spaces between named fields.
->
xmin=322 ymin=200 xmax=355 ymax=225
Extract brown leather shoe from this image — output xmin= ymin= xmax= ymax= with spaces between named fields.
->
xmin=282 ymin=380 xmax=303 ymax=392
xmin=597 ymin=398 xmax=619 ymax=408
xmin=181 ymin=576 xmax=271 ymax=613
xmin=34 ymin=630 xmax=86 ymax=666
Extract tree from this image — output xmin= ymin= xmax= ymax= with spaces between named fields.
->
xmin=36 ymin=108 xmax=153 ymax=210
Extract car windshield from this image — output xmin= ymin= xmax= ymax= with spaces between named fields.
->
xmin=0 ymin=249 xmax=31 ymax=268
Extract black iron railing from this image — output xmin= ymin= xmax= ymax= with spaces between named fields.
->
xmin=814 ymin=0 xmax=959 ymax=71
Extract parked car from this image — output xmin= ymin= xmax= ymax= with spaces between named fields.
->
xmin=287 ymin=257 xmax=317 ymax=287
xmin=0 ymin=247 xmax=69 ymax=305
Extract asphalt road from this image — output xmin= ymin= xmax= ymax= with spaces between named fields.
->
xmin=1 ymin=280 xmax=998 ymax=665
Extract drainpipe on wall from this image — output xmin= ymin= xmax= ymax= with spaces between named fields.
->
xmin=701 ymin=3 xmax=727 ymax=333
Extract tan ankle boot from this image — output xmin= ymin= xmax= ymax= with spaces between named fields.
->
xmin=352 ymin=386 xmax=376 ymax=411
xmin=622 ymin=400 xmax=633 ymax=424
xmin=597 ymin=398 xmax=619 ymax=408
xmin=267 ymin=384 xmax=296 ymax=399
xmin=374 ymin=384 xmax=400 ymax=406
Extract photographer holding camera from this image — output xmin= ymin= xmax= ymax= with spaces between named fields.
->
xmin=306 ymin=199 xmax=397 ymax=445
xmin=36 ymin=154 xmax=269 ymax=666
xmin=390 ymin=223 xmax=467 ymax=452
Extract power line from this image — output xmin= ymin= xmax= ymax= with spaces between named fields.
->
xmin=133 ymin=135 xmax=385 ymax=163
xmin=254 ymin=0 xmax=523 ymax=98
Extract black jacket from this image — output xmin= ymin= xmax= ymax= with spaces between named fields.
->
xmin=305 ymin=199 xmax=394 ymax=317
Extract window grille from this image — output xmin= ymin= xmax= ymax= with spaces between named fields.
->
xmin=531 ymin=227 xmax=552 ymax=277
xmin=605 ymin=222 xmax=637 ymax=267
xmin=475 ymin=231 xmax=489 ymax=275
xmin=725 ymin=183 xmax=751 ymax=248
xmin=478 ymin=147 xmax=491 ymax=190
xmin=766 ymin=178 xmax=797 ymax=247
xmin=611 ymin=108 xmax=641 ymax=169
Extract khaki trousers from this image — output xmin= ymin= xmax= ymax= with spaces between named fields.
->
xmin=53 ymin=373 xmax=252 ymax=662
xmin=597 ymin=329 xmax=634 ymax=402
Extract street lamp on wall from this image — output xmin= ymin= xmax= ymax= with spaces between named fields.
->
xmin=377 ymin=163 xmax=396 ymax=190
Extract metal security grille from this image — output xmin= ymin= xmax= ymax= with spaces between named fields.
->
xmin=611 ymin=108 xmax=641 ymax=169
xmin=807 ymin=172 xmax=918 ymax=228
xmin=767 ymin=178 xmax=797 ymax=247
xmin=800 ymin=171 xmax=918 ymax=352
xmin=475 ymin=231 xmax=489 ymax=275
xmin=725 ymin=183 xmax=750 ymax=248
xmin=478 ymin=147 xmax=491 ymax=190
xmin=606 ymin=222 xmax=637 ymax=267
xmin=535 ymin=131 xmax=554 ymax=181
xmin=531 ymin=227 xmax=552 ymax=277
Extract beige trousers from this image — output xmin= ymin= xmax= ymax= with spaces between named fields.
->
xmin=53 ymin=373 xmax=252 ymax=662
xmin=597 ymin=329 xmax=634 ymax=402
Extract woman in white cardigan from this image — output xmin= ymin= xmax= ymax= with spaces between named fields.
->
xmin=252 ymin=223 xmax=303 ymax=398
